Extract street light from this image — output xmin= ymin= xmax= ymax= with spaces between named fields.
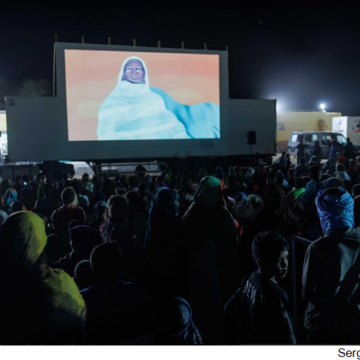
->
xmin=320 ymin=103 xmax=326 ymax=111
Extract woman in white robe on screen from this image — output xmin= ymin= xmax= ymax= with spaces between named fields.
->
xmin=97 ymin=56 xmax=190 ymax=140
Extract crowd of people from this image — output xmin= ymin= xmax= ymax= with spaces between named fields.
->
xmin=1 ymin=149 xmax=360 ymax=345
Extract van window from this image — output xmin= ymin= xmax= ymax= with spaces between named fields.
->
xmin=291 ymin=134 xmax=298 ymax=142
xmin=322 ymin=135 xmax=331 ymax=145
xmin=337 ymin=135 xmax=347 ymax=145
xmin=304 ymin=135 xmax=313 ymax=143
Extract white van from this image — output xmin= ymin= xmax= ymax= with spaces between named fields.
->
xmin=287 ymin=131 xmax=358 ymax=160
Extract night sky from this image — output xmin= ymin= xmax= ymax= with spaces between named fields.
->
xmin=1 ymin=3 xmax=360 ymax=114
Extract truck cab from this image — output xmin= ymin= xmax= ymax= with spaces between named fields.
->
xmin=288 ymin=131 xmax=356 ymax=160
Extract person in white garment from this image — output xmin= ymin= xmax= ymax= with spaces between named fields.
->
xmin=97 ymin=56 xmax=190 ymax=140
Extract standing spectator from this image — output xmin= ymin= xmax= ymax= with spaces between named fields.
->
xmin=224 ymin=231 xmax=296 ymax=344
xmin=312 ymin=141 xmax=322 ymax=162
xmin=329 ymin=140 xmax=341 ymax=161
xmin=296 ymin=140 xmax=305 ymax=165
xmin=302 ymin=187 xmax=360 ymax=344
xmin=348 ymin=159 xmax=360 ymax=184
xmin=34 ymin=184 xmax=62 ymax=217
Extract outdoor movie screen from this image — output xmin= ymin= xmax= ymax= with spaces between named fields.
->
xmin=65 ymin=50 xmax=220 ymax=141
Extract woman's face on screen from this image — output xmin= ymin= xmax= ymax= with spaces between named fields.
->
xmin=122 ymin=60 xmax=145 ymax=84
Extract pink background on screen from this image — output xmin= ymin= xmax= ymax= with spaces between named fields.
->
xmin=65 ymin=50 xmax=220 ymax=141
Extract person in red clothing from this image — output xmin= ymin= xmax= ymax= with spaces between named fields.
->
xmin=51 ymin=187 xmax=86 ymax=233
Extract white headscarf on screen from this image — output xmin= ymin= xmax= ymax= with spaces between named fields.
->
xmin=97 ymin=56 xmax=190 ymax=140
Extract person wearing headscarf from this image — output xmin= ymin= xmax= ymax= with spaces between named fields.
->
xmin=156 ymin=297 xmax=203 ymax=345
xmin=244 ymin=167 xmax=255 ymax=185
xmin=142 ymin=188 xmax=187 ymax=300
xmin=53 ymin=225 xmax=102 ymax=277
xmin=0 ymin=212 xmax=85 ymax=344
xmin=302 ymin=187 xmax=360 ymax=344
xmin=97 ymin=57 xmax=190 ymax=140
xmin=3 ymin=188 xmax=18 ymax=214
xmin=183 ymin=176 xmax=241 ymax=344
xmin=240 ymin=184 xmax=299 ymax=277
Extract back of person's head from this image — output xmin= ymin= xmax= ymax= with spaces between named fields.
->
xmin=61 ymin=187 xmax=76 ymax=205
xmin=288 ymin=168 xmax=294 ymax=178
xmin=90 ymin=241 xmax=124 ymax=282
xmin=252 ymin=230 xmax=289 ymax=264
xmin=20 ymin=187 xmax=31 ymax=198
xmin=11 ymin=201 xmax=25 ymax=213
xmin=308 ymin=161 xmax=316 ymax=168
xmin=0 ymin=179 xmax=10 ymax=195
xmin=128 ymin=175 xmax=140 ymax=189
xmin=353 ymin=184 xmax=360 ymax=197
xmin=138 ymin=182 xmax=150 ymax=199
xmin=126 ymin=191 xmax=142 ymax=214
xmin=314 ymin=140 xmax=320 ymax=146
xmin=149 ymin=182 xmax=157 ymax=195
xmin=281 ymin=151 xmax=286 ymax=157
xmin=226 ymin=174 xmax=238 ymax=188
xmin=310 ymin=155 xmax=318 ymax=163
xmin=295 ymin=177 xmax=304 ymax=189
xmin=309 ymin=165 xmax=321 ymax=181
xmin=68 ymin=219 xmax=81 ymax=230
xmin=44 ymin=184 xmax=54 ymax=198
xmin=105 ymin=195 xmax=129 ymax=222
xmin=71 ymin=180 xmax=82 ymax=195
xmin=300 ymin=158 xmax=306 ymax=165
xmin=82 ymin=173 xmax=89 ymax=183
xmin=15 ymin=175 xmax=23 ymax=184
xmin=74 ymin=260 xmax=95 ymax=291
xmin=321 ymin=173 xmax=331 ymax=181
xmin=302 ymin=176 xmax=311 ymax=187
xmin=336 ymin=163 xmax=346 ymax=173
xmin=156 ymin=175 xmax=166 ymax=187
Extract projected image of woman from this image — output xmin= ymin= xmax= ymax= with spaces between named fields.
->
xmin=98 ymin=56 xmax=220 ymax=140
xmin=97 ymin=57 xmax=190 ymax=140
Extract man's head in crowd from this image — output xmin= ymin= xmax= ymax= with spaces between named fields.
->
xmin=90 ymin=241 xmax=124 ymax=282
xmin=336 ymin=163 xmax=346 ymax=173
xmin=82 ymin=173 xmax=89 ymax=183
xmin=295 ymin=177 xmax=304 ymax=189
xmin=309 ymin=166 xmax=321 ymax=181
xmin=128 ymin=176 xmax=140 ymax=189
xmin=300 ymin=158 xmax=306 ymax=165
xmin=62 ymin=171 xmax=69 ymax=182
xmin=252 ymin=231 xmax=289 ymax=280
xmin=15 ymin=175 xmax=23 ymax=185
xmin=105 ymin=195 xmax=129 ymax=222
xmin=61 ymin=187 xmax=77 ymax=206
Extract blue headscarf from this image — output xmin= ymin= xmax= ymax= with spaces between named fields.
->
xmin=316 ymin=186 xmax=354 ymax=234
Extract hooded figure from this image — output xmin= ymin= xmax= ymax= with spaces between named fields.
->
xmin=98 ymin=56 xmax=190 ymax=140
xmin=142 ymin=189 xmax=186 ymax=300
xmin=183 ymin=176 xmax=240 ymax=344
xmin=0 ymin=212 xmax=85 ymax=344
xmin=156 ymin=297 xmax=203 ymax=345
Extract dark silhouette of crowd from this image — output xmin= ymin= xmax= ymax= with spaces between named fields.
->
xmin=1 ymin=151 xmax=360 ymax=345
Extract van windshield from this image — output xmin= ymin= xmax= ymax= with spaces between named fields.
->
xmin=336 ymin=135 xmax=347 ymax=145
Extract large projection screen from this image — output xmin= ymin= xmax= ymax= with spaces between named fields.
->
xmin=6 ymin=43 xmax=276 ymax=162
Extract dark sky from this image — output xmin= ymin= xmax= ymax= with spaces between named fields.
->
xmin=1 ymin=2 xmax=360 ymax=114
